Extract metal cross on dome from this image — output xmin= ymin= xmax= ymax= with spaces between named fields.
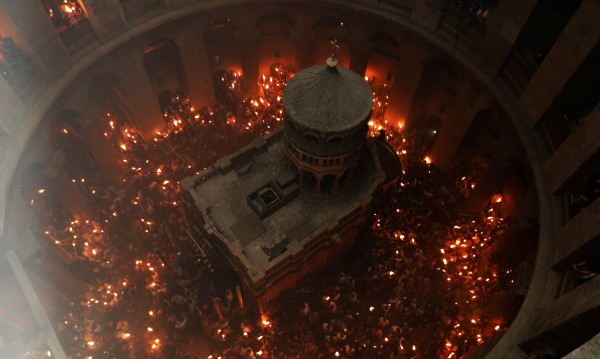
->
xmin=330 ymin=39 xmax=340 ymax=59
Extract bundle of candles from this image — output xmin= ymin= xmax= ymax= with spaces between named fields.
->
xmin=24 ymin=65 xmax=516 ymax=358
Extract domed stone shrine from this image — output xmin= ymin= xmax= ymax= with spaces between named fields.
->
xmin=181 ymin=55 xmax=400 ymax=311
xmin=283 ymin=56 xmax=374 ymax=195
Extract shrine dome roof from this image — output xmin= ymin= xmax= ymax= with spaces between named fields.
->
xmin=283 ymin=61 xmax=373 ymax=133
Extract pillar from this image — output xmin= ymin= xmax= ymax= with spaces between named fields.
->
xmin=7 ymin=250 xmax=68 ymax=359
xmin=292 ymin=29 xmax=315 ymax=72
xmin=0 ymin=76 xmax=25 ymax=137
xmin=236 ymin=30 xmax=260 ymax=97
xmin=562 ymin=333 xmax=600 ymax=358
xmin=102 ymin=40 xmax=164 ymax=140
xmin=0 ymin=0 xmax=70 ymax=79
xmin=475 ymin=0 xmax=537 ymax=75
xmin=544 ymin=102 xmax=600 ymax=194
xmin=383 ymin=43 xmax=424 ymax=126
xmin=314 ymin=177 xmax=322 ymax=196
xmin=171 ymin=20 xmax=216 ymax=107
xmin=518 ymin=276 xmax=600 ymax=356
xmin=349 ymin=41 xmax=371 ymax=77
xmin=80 ymin=0 xmax=126 ymax=42
xmin=551 ymin=197 xmax=600 ymax=270
xmin=517 ymin=0 xmax=600 ymax=128
xmin=429 ymin=85 xmax=493 ymax=171
xmin=332 ymin=175 xmax=341 ymax=194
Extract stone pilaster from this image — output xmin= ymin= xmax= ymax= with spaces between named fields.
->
xmin=80 ymin=0 xmax=126 ymax=42
xmin=544 ymin=102 xmax=600 ymax=194
xmin=171 ymin=21 xmax=216 ymax=107
xmin=430 ymin=83 xmax=492 ymax=171
xmin=349 ymin=41 xmax=371 ymax=77
xmin=517 ymin=0 xmax=600 ymax=128
xmin=101 ymin=40 xmax=164 ymax=140
xmin=383 ymin=40 xmax=424 ymax=126
xmin=519 ymin=275 xmax=600 ymax=356
xmin=0 ymin=76 xmax=25 ymax=137
xmin=292 ymin=29 xmax=315 ymax=71
xmin=236 ymin=30 xmax=260 ymax=97
xmin=475 ymin=0 xmax=537 ymax=75
xmin=0 ymin=0 xmax=70 ymax=79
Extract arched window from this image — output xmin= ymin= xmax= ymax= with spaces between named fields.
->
xmin=327 ymin=135 xmax=345 ymax=143
xmin=304 ymin=132 xmax=320 ymax=143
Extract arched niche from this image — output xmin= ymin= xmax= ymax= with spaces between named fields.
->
xmin=88 ymin=72 xmax=139 ymax=131
xmin=407 ymin=58 xmax=460 ymax=127
xmin=303 ymin=132 xmax=320 ymax=143
xmin=158 ymin=89 xmax=175 ymax=114
xmin=49 ymin=110 xmax=101 ymax=182
xmin=365 ymin=33 xmax=401 ymax=97
xmin=256 ymin=13 xmax=295 ymax=75
xmin=212 ymin=69 xmax=242 ymax=106
xmin=312 ymin=16 xmax=351 ymax=68
xmin=327 ymin=134 xmax=345 ymax=143
xmin=203 ymin=19 xmax=242 ymax=73
xmin=49 ymin=109 xmax=84 ymax=150
xmin=19 ymin=162 xmax=50 ymax=204
xmin=321 ymin=174 xmax=337 ymax=193
xmin=143 ymin=38 xmax=189 ymax=99
xmin=453 ymin=109 xmax=502 ymax=163
xmin=256 ymin=12 xmax=294 ymax=36
xmin=419 ymin=116 xmax=442 ymax=152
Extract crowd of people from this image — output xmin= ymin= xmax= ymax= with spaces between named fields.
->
xmin=47 ymin=0 xmax=85 ymax=29
xmin=19 ymin=65 xmax=518 ymax=358
xmin=202 ymin=120 xmax=513 ymax=359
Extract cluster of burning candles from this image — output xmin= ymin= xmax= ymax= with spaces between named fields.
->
xmin=26 ymin=67 xmax=514 ymax=358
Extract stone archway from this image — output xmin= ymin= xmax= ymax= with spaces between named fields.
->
xmin=256 ymin=12 xmax=295 ymax=75
xmin=312 ymin=16 xmax=351 ymax=67
xmin=143 ymin=38 xmax=190 ymax=100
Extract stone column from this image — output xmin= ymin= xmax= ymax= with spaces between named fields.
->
xmin=475 ymin=0 xmax=537 ymax=75
xmin=102 ymin=41 xmax=164 ymax=140
xmin=292 ymin=29 xmax=315 ymax=72
xmin=171 ymin=20 xmax=216 ymax=107
xmin=517 ymin=0 xmax=600 ymax=128
xmin=383 ymin=40 xmax=424 ymax=126
xmin=0 ymin=76 xmax=25 ymax=137
xmin=349 ymin=41 xmax=371 ymax=77
xmin=332 ymin=176 xmax=341 ymax=194
xmin=544 ymin=103 xmax=600 ymax=195
xmin=79 ymin=0 xmax=126 ymax=42
xmin=0 ymin=0 xmax=70 ymax=79
xmin=236 ymin=30 xmax=260 ymax=97
xmin=551 ymin=197 xmax=600 ymax=270
xmin=429 ymin=84 xmax=492 ymax=171
xmin=518 ymin=276 xmax=600 ymax=356
xmin=562 ymin=333 xmax=600 ymax=358
xmin=314 ymin=177 xmax=322 ymax=196
xmin=6 ymin=250 xmax=68 ymax=359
